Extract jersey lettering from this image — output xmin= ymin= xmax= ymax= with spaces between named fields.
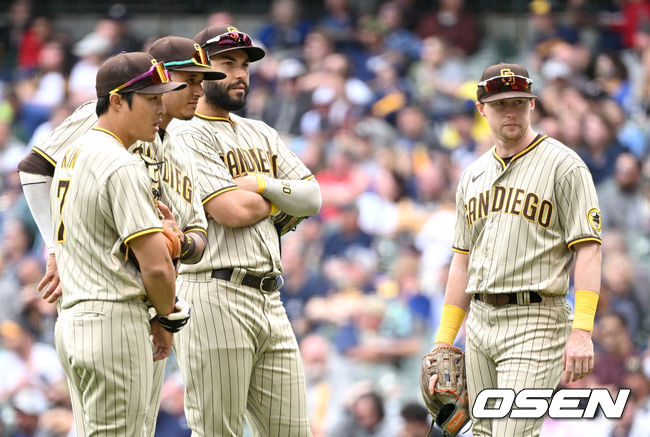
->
xmin=465 ymin=186 xmax=554 ymax=229
xmin=219 ymin=147 xmax=278 ymax=178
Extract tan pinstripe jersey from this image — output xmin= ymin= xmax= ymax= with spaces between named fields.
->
xmin=453 ymin=135 xmax=602 ymax=296
xmin=51 ymin=128 xmax=163 ymax=309
xmin=168 ymin=113 xmax=313 ymax=276
xmin=33 ymin=100 xmax=206 ymax=234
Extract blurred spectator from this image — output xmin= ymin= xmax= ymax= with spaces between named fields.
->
xmin=68 ymin=32 xmax=113 ymax=107
xmin=416 ymin=0 xmax=479 ymax=56
xmin=0 ymin=318 xmax=64 ymax=404
xmin=377 ymin=1 xmax=421 ymax=62
xmin=322 ymin=202 xmax=374 ymax=260
xmin=598 ymin=152 xmax=650 ymax=235
xmin=9 ymin=387 xmax=48 ymax=437
xmin=154 ymin=371 xmax=191 ymax=437
xmin=94 ymin=4 xmax=142 ymax=55
xmin=256 ymin=0 xmax=312 ymax=57
xmin=626 ymin=365 xmax=650 ymax=437
xmin=0 ymin=120 xmax=27 ymax=178
xmin=14 ymin=37 xmax=68 ymax=141
xmin=398 ymin=402 xmax=436 ymax=437
xmin=280 ymin=234 xmax=331 ymax=337
xmin=318 ymin=0 xmax=358 ymax=53
xmin=17 ymin=14 xmax=54 ymax=75
xmin=592 ymin=51 xmax=634 ymax=112
xmin=0 ymin=0 xmax=32 ymax=77
xmin=408 ymin=36 xmax=464 ymax=120
xmin=262 ymin=57 xmax=310 ymax=136
xmin=600 ymin=98 xmax=645 ymax=157
xmin=329 ymin=386 xmax=399 ymax=437
xmin=577 ymin=109 xmax=628 ymax=184
xmin=592 ymin=312 xmax=639 ymax=386
xmin=529 ymin=0 xmax=580 ymax=53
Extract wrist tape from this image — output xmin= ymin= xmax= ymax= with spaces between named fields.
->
xmin=434 ymin=304 xmax=467 ymax=345
xmin=573 ymin=290 xmax=599 ymax=332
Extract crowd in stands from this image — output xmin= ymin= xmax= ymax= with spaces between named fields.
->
xmin=0 ymin=0 xmax=649 ymax=435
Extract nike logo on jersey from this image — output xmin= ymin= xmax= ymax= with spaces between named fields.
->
xmin=472 ymin=171 xmax=485 ymax=182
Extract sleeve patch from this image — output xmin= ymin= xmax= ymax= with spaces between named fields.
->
xmin=587 ymin=208 xmax=601 ymax=232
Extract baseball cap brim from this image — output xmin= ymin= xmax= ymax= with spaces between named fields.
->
xmin=135 ymin=81 xmax=187 ymax=94
xmin=168 ymin=65 xmax=226 ymax=80
xmin=480 ymin=91 xmax=538 ymax=103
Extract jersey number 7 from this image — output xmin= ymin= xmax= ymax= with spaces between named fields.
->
xmin=56 ymin=179 xmax=70 ymax=243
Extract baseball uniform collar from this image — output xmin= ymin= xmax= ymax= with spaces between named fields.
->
xmin=195 ymin=112 xmax=234 ymax=127
xmin=92 ymin=127 xmax=126 ymax=147
xmin=492 ymin=134 xmax=546 ymax=169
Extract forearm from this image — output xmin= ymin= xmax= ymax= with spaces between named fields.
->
xmin=140 ymin=264 xmax=176 ymax=316
xmin=179 ymin=230 xmax=207 ymax=264
xmin=572 ymin=242 xmax=602 ymax=332
xmin=20 ymin=172 xmax=54 ymax=251
xmin=205 ymin=188 xmax=271 ymax=227
xmin=255 ymin=175 xmax=321 ymax=217
xmin=435 ymin=252 xmax=471 ymax=345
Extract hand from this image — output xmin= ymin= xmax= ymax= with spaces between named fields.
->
xmin=428 ymin=342 xmax=451 ymax=394
xmin=563 ymin=328 xmax=594 ymax=383
xmin=157 ymin=296 xmax=191 ymax=333
xmin=150 ymin=318 xmax=173 ymax=361
xmin=234 ymin=174 xmax=260 ymax=193
xmin=37 ymin=253 xmax=62 ymax=303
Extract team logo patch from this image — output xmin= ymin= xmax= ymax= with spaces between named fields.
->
xmin=587 ymin=208 xmax=601 ymax=232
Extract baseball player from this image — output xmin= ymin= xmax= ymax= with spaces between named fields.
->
xmin=428 ymin=63 xmax=602 ymax=436
xmin=18 ymin=37 xmax=224 ymax=435
xmin=168 ymin=25 xmax=321 ymax=436
xmin=50 ymin=52 xmax=186 ymax=436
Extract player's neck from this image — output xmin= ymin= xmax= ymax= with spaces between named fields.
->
xmin=494 ymin=129 xmax=538 ymax=159
xmin=160 ymin=113 xmax=173 ymax=130
xmin=95 ymin=117 xmax=132 ymax=149
xmin=196 ymin=97 xmax=230 ymax=120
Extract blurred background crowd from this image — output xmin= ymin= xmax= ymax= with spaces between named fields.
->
xmin=0 ymin=0 xmax=649 ymax=436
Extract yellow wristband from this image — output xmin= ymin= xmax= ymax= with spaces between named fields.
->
xmin=572 ymin=290 xmax=599 ymax=332
xmin=434 ymin=304 xmax=467 ymax=345
xmin=269 ymin=203 xmax=279 ymax=216
xmin=254 ymin=174 xmax=267 ymax=194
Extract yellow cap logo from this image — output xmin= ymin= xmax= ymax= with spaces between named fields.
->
xmin=587 ymin=208 xmax=601 ymax=232
xmin=500 ymin=68 xmax=515 ymax=76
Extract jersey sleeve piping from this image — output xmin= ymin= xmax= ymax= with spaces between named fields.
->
xmin=202 ymin=185 xmax=239 ymax=205
xmin=32 ymin=147 xmax=57 ymax=166
xmin=452 ymin=247 xmax=470 ymax=254
xmin=123 ymin=227 xmax=163 ymax=246
xmin=567 ymin=237 xmax=602 ymax=250
xmin=184 ymin=227 xmax=207 ymax=235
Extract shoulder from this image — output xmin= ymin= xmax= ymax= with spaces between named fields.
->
xmin=459 ymin=147 xmax=494 ymax=182
xmin=232 ymin=114 xmax=278 ymax=136
xmin=537 ymin=136 xmax=590 ymax=171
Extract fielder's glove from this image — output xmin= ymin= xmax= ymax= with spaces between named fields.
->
xmin=420 ymin=345 xmax=471 ymax=437
xmin=271 ymin=210 xmax=306 ymax=236
xmin=157 ymin=296 xmax=191 ymax=333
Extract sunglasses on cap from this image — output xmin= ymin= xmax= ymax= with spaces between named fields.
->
xmin=478 ymin=75 xmax=532 ymax=93
xmin=204 ymin=31 xmax=253 ymax=49
xmin=109 ymin=60 xmax=171 ymax=94
xmin=163 ymin=44 xmax=211 ymax=69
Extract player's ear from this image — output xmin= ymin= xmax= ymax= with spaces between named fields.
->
xmin=109 ymin=93 xmax=123 ymax=110
xmin=475 ymin=101 xmax=486 ymax=117
xmin=530 ymin=98 xmax=536 ymax=110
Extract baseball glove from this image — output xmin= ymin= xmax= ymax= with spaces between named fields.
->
xmin=272 ymin=211 xmax=306 ymax=236
xmin=162 ymin=220 xmax=182 ymax=260
xmin=420 ymin=345 xmax=471 ymax=437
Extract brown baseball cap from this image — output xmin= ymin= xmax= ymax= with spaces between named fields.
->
xmin=96 ymin=52 xmax=186 ymax=97
xmin=147 ymin=36 xmax=225 ymax=80
xmin=476 ymin=62 xmax=537 ymax=103
xmin=193 ymin=25 xmax=265 ymax=62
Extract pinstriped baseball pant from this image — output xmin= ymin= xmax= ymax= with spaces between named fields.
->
xmin=175 ymin=274 xmax=312 ymax=437
xmin=465 ymin=295 xmax=571 ymax=437
xmin=55 ymin=299 xmax=152 ymax=437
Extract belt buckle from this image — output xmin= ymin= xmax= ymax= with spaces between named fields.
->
xmin=259 ymin=275 xmax=284 ymax=292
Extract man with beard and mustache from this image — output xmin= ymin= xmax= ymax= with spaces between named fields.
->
xmin=168 ymin=25 xmax=321 ymax=437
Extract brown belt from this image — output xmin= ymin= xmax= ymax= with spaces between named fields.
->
xmin=474 ymin=291 xmax=542 ymax=306
xmin=211 ymin=268 xmax=282 ymax=292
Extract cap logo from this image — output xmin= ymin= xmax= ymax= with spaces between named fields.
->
xmin=227 ymin=26 xmax=239 ymax=33
xmin=500 ymin=68 xmax=515 ymax=76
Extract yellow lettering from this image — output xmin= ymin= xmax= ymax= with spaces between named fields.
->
xmin=538 ymin=200 xmax=553 ymax=228
xmin=510 ymin=189 xmax=525 ymax=215
xmin=522 ymin=193 xmax=539 ymax=221
xmin=492 ymin=186 xmax=505 ymax=212
xmin=182 ymin=176 xmax=192 ymax=203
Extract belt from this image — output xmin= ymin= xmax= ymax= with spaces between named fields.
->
xmin=211 ymin=268 xmax=282 ymax=293
xmin=474 ymin=291 xmax=542 ymax=306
